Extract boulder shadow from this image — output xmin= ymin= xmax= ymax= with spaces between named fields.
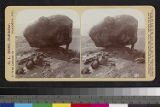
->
xmin=35 ymin=47 xmax=80 ymax=62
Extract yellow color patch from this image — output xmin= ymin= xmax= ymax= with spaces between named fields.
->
xmin=52 ymin=103 xmax=71 ymax=107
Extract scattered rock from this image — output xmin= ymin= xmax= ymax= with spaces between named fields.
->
xmin=37 ymin=55 xmax=44 ymax=65
xmin=103 ymin=52 xmax=109 ymax=56
xmin=17 ymin=52 xmax=46 ymax=73
xmin=88 ymin=66 xmax=94 ymax=73
xmin=43 ymin=61 xmax=50 ymax=66
xmin=83 ymin=58 xmax=94 ymax=65
xmin=82 ymin=55 xmax=97 ymax=65
xmin=81 ymin=67 xmax=90 ymax=74
xmin=33 ymin=56 xmax=39 ymax=64
xmin=82 ymin=51 xmax=110 ymax=65
xmin=98 ymin=56 xmax=108 ymax=65
xmin=91 ymin=60 xmax=99 ymax=69
xmin=23 ymin=67 xmax=28 ymax=73
xmin=95 ymin=52 xmax=102 ymax=56
xmin=18 ymin=53 xmax=35 ymax=65
xmin=26 ymin=60 xmax=34 ymax=69
xmin=31 ymin=73 xmax=37 ymax=77
xmin=32 ymin=53 xmax=44 ymax=65
xmin=50 ymin=61 xmax=67 ymax=70
xmin=135 ymin=57 xmax=145 ymax=64
xmin=42 ymin=69 xmax=48 ymax=73
xmin=110 ymin=62 xmax=116 ymax=66
xmin=37 ymin=52 xmax=45 ymax=56
xmin=82 ymin=51 xmax=115 ymax=71
xmin=70 ymin=58 xmax=80 ymax=63
xmin=43 ymin=57 xmax=52 ymax=62
xmin=108 ymin=57 xmax=118 ymax=62
xmin=16 ymin=68 xmax=25 ymax=74
xmin=18 ymin=58 xmax=29 ymax=65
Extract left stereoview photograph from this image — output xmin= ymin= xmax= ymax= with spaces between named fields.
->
xmin=14 ymin=9 xmax=80 ymax=78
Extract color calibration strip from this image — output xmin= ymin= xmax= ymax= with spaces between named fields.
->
xmin=0 ymin=103 xmax=159 ymax=107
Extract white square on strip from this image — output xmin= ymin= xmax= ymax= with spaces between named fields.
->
xmin=109 ymin=104 xmax=128 ymax=107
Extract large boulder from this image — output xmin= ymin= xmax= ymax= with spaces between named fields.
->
xmin=24 ymin=15 xmax=73 ymax=50
xmin=89 ymin=15 xmax=138 ymax=50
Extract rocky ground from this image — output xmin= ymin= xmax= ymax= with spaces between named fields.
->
xmin=81 ymin=47 xmax=145 ymax=78
xmin=81 ymin=29 xmax=145 ymax=78
xmin=16 ymin=48 xmax=80 ymax=78
xmin=16 ymin=31 xmax=80 ymax=78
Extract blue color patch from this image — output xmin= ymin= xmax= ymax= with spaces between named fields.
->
xmin=15 ymin=103 xmax=33 ymax=107
xmin=0 ymin=103 xmax=14 ymax=107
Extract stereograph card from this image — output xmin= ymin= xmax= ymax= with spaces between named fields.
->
xmin=5 ymin=6 xmax=155 ymax=81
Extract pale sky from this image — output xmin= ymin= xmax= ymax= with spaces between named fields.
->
xmin=16 ymin=8 xmax=145 ymax=36
xmin=81 ymin=8 xmax=145 ymax=36
xmin=16 ymin=9 xmax=80 ymax=36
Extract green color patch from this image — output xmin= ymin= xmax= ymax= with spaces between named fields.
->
xmin=33 ymin=104 xmax=52 ymax=107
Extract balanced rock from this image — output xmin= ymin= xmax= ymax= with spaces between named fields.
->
xmin=24 ymin=15 xmax=73 ymax=50
xmin=89 ymin=15 xmax=138 ymax=50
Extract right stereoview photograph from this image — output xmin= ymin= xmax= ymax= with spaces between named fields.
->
xmin=81 ymin=8 xmax=145 ymax=78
